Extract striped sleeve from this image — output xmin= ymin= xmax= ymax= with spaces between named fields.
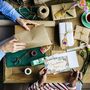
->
xmin=26 ymin=82 xmax=76 ymax=90
xmin=26 ymin=81 xmax=41 ymax=90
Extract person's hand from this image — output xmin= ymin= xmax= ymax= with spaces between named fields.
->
xmin=16 ymin=18 xmax=39 ymax=31
xmin=68 ymin=70 xmax=82 ymax=87
xmin=1 ymin=39 xmax=26 ymax=53
xmin=38 ymin=67 xmax=47 ymax=86
xmin=40 ymin=45 xmax=51 ymax=54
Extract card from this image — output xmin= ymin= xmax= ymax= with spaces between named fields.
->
xmin=45 ymin=51 xmax=79 ymax=74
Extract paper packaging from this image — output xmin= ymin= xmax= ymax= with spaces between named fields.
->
xmin=45 ymin=51 xmax=79 ymax=74
xmin=15 ymin=25 xmax=52 ymax=48
xmin=74 ymin=25 xmax=90 ymax=44
xmin=51 ymin=3 xmax=77 ymax=20
xmin=59 ymin=22 xmax=74 ymax=49
xmin=34 ymin=0 xmax=51 ymax=4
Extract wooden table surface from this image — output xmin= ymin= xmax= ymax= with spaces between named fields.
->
xmin=2 ymin=1 xmax=90 ymax=84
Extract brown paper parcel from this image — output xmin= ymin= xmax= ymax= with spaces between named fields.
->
xmin=15 ymin=25 xmax=52 ymax=48
xmin=74 ymin=25 xmax=90 ymax=44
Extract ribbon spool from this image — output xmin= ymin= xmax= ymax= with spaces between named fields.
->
xmin=37 ymin=5 xmax=49 ymax=19
xmin=24 ymin=68 xmax=32 ymax=75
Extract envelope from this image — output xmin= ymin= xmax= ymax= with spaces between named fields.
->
xmin=15 ymin=25 xmax=52 ymax=48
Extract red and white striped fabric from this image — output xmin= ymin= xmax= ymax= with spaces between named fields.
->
xmin=26 ymin=81 xmax=76 ymax=90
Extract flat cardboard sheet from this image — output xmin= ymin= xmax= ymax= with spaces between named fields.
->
xmin=15 ymin=25 xmax=52 ymax=48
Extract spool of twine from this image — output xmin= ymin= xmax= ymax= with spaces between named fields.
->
xmin=37 ymin=5 xmax=49 ymax=19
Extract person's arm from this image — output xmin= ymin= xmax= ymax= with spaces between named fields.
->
xmin=26 ymin=81 xmax=41 ymax=90
xmin=76 ymin=81 xmax=83 ymax=90
xmin=66 ymin=70 xmax=83 ymax=90
xmin=0 ymin=2 xmax=39 ymax=31
xmin=26 ymin=82 xmax=72 ymax=90
xmin=0 ymin=39 xmax=26 ymax=61
xmin=0 ymin=1 xmax=22 ymax=22
xmin=0 ymin=50 xmax=5 ymax=61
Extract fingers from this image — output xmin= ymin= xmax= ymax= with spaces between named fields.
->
xmin=13 ymin=42 xmax=26 ymax=52
xmin=9 ymin=39 xmax=18 ymax=43
xmin=13 ymin=46 xmax=26 ymax=52
xmin=76 ymin=71 xmax=80 ymax=80
xmin=17 ymin=18 xmax=40 ymax=31
xmin=22 ymin=23 xmax=30 ymax=31
xmin=78 ymin=72 xmax=82 ymax=80
xmin=71 ymin=70 xmax=82 ymax=81
xmin=27 ymin=20 xmax=40 ymax=26
xmin=9 ymin=39 xmax=26 ymax=52
xmin=14 ymin=43 xmax=26 ymax=46
xmin=39 ymin=67 xmax=47 ymax=76
xmin=14 ymin=45 xmax=26 ymax=49
xmin=10 ymin=39 xmax=26 ymax=46
xmin=22 ymin=21 xmax=37 ymax=31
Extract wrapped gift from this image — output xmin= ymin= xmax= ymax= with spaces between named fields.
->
xmin=59 ymin=22 xmax=74 ymax=49
xmin=74 ymin=25 xmax=90 ymax=44
xmin=34 ymin=0 xmax=51 ymax=4
xmin=51 ymin=3 xmax=77 ymax=20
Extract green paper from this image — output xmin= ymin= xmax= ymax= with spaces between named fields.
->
xmin=31 ymin=57 xmax=45 ymax=66
xmin=6 ymin=47 xmax=46 ymax=67
xmin=16 ymin=7 xmax=40 ymax=20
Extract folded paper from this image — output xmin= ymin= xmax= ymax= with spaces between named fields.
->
xmin=15 ymin=25 xmax=52 ymax=49
xmin=59 ymin=22 xmax=74 ymax=49
xmin=74 ymin=25 xmax=90 ymax=44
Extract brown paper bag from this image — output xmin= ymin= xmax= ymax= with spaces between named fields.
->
xmin=15 ymin=25 xmax=52 ymax=48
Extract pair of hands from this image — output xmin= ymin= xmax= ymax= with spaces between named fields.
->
xmin=0 ymin=18 xmax=39 ymax=53
xmin=38 ymin=68 xmax=82 ymax=87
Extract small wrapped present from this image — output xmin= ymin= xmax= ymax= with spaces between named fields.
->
xmin=34 ymin=0 xmax=51 ymax=4
xmin=59 ymin=22 xmax=74 ymax=49
xmin=51 ymin=3 xmax=77 ymax=20
xmin=74 ymin=25 xmax=90 ymax=44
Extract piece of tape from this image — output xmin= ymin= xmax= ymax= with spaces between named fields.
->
xmin=24 ymin=68 xmax=32 ymax=75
